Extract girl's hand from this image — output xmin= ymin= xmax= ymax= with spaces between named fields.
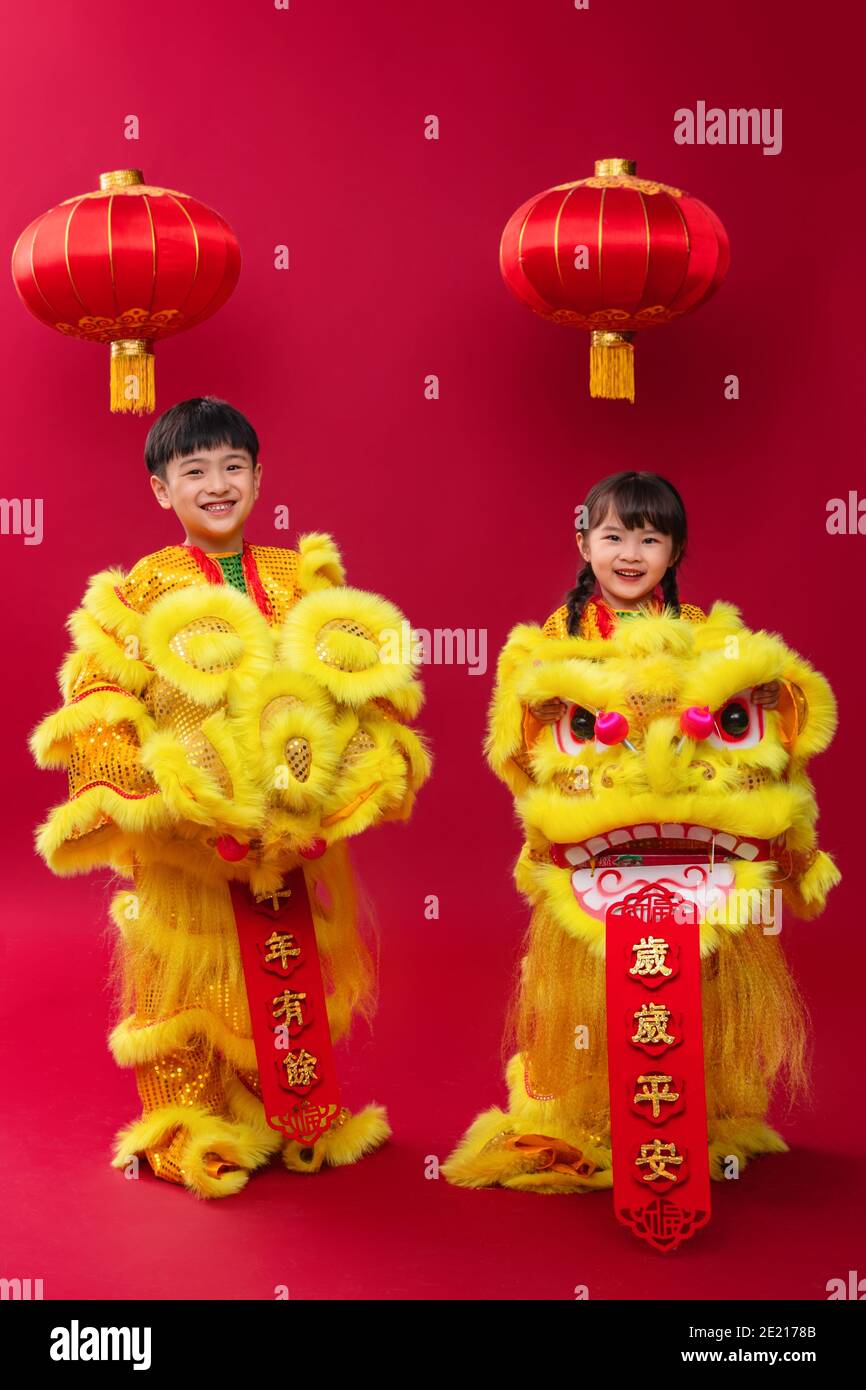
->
xmin=529 ymin=698 xmax=568 ymax=723
xmin=752 ymin=680 xmax=782 ymax=709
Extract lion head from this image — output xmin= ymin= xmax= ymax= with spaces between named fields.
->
xmin=487 ymin=601 xmax=839 ymax=948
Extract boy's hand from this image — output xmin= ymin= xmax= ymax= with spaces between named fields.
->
xmin=752 ymin=680 xmax=782 ymax=709
xmin=529 ymin=698 xmax=568 ymax=723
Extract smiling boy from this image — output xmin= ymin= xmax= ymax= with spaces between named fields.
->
xmin=147 ymin=402 xmax=261 ymax=557
xmin=30 ymin=396 xmax=431 ymax=1198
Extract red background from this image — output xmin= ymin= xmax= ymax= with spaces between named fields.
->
xmin=1 ymin=0 xmax=863 ymax=1300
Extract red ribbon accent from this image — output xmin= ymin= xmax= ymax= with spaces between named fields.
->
xmin=588 ymin=591 xmax=664 ymax=640
xmin=241 ymin=543 xmax=274 ymax=621
xmin=229 ymin=870 xmax=342 ymax=1145
xmin=185 ymin=543 xmax=223 ymax=585
xmin=183 ymin=541 xmax=273 ymax=621
xmin=605 ymin=884 xmax=711 ymax=1252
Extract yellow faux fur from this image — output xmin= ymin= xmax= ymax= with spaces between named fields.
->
xmin=110 ymin=1104 xmax=281 ymax=1199
xmin=296 ymin=532 xmax=346 ymax=592
xmin=279 ymin=585 xmax=425 ymax=710
xmin=445 ymin=600 xmax=840 ymax=1196
xmin=32 ymin=542 xmax=428 ymax=1198
xmin=281 ymin=1104 xmax=391 ymax=1173
xmin=140 ymin=583 xmax=276 ymax=707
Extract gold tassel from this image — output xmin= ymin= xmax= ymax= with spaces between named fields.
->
xmin=110 ymin=339 xmax=155 ymax=414
xmin=589 ymin=330 xmax=635 ymax=403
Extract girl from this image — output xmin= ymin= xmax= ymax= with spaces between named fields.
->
xmin=530 ymin=471 xmax=780 ymax=719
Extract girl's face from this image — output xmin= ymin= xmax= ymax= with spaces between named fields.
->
xmin=578 ymin=507 xmax=677 ymax=609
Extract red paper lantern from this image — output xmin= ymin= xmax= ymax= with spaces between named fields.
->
xmin=11 ymin=168 xmax=240 ymax=414
xmin=500 ymin=158 xmax=730 ymax=402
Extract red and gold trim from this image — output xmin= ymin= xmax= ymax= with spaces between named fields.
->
xmin=230 ymin=870 xmax=342 ymax=1145
xmin=605 ymin=883 xmax=711 ymax=1251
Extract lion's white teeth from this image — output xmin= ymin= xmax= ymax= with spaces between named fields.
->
xmin=608 ymin=828 xmax=632 ymax=844
xmin=560 ymin=823 xmax=763 ymax=863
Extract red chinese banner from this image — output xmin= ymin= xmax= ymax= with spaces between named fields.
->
xmin=230 ymin=870 xmax=342 ymax=1145
xmin=605 ymin=883 xmax=711 ymax=1252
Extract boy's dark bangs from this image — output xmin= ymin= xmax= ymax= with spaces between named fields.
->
xmin=145 ymin=398 xmax=259 ymax=475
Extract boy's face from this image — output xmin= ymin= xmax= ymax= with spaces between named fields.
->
xmin=150 ymin=443 xmax=261 ymax=551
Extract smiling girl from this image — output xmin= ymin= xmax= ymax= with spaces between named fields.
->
xmin=531 ymin=471 xmax=780 ymax=721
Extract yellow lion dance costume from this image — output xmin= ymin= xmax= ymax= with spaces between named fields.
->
xmin=443 ymin=598 xmax=839 ymax=1192
xmin=30 ymin=535 xmax=430 ymax=1198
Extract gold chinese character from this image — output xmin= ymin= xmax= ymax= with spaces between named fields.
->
xmin=634 ymin=1074 xmax=680 ymax=1118
xmin=636 ymin=1139 xmax=684 ymax=1183
xmin=264 ymin=930 xmax=301 ymax=968
xmin=629 ymin=935 xmax=672 ymax=977
xmin=255 ymin=887 xmax=292 ymax=911
xmin=272 ymin=989 xmax=307 ymax=1027
xmin=632 ymin=1002 xmax=676 ymax=1046
xmin=283 ymin=1048 xmax=319 ymax=1088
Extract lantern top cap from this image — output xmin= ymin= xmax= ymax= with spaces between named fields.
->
xmin=594 ymin=158 xmax=636 ymax=176
xmin=99 ymin=169 xmax=144 ymax=190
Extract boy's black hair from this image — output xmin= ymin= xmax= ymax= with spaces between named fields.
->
xmin=144 ymin=397 xmax=259 ymax=479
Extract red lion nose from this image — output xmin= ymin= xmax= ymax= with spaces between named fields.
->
xmin=680 ymin=705 xmax=714 ymax=739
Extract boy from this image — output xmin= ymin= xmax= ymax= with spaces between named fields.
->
xmin=30 ymin=397 xmax=430 ymax=1198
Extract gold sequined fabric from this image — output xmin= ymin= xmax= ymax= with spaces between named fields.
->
xmin=168 ymin=616 xmax=237 ymax=672
xmin=117 ymin=543 xmax=303 ymax=627
xmin=624 ymin=688 xmax=680 ymax=728
xmin=120 ymin=865 xmax=258 ymax=1187
xmin=543 ymin=599 xmax=707 ymax=640
xmin=144 ymin=676 xmax=233 ymax=797
xmin=248 ymin=545 xmax=304 ymax=626
xmin=339 ymin=728 xmax=376 ymax=765
xmin=260 ymin=693 xmax=301 ymax=729
xmin=138 ymin=1044 xmax=263 ymax=1187
xmin=118 ymin=545 xmax=214 ymax=614
xmin=285 ymin=736 xmax=312 ymax=781
xmin=67 ymin=718 xmax=158 ymax=801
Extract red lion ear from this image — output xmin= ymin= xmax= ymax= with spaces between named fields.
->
xmin=776 ymin=680 xmax=807 ymax=752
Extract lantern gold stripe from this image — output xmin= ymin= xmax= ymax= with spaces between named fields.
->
xmin=597 ymin=187 xmax=606 ymax=296
xmin=553 ymin=186 xmax=577 ymax=291
xmin=28 ymin=221 xmax=59 ymax=319
xmin=669 ymin=191 xmax=691 ymax=255
xmin=637 ymin=190 xmax=651 ymax=303
xmin=107 ymin=194 xmax=118 ymax=316
xmin=516 ymin=204 xmax=533 ymax=277
xmin=142 ymin=194 xmax=158 ymax=313
xmin=167 ymin=194 xmax=200 ymax=313
xmin=64 ymin=198 xmax=89 ymax=312
xmin=667 ymin=192 xmax=692 ymax=304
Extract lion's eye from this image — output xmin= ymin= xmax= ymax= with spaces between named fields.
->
xmin=707 ymin=689 xmax=765 ymax=750
xmin=570 ymin=706 xmax=596 ymax=740
xmin=553 ymin=701 xmax=598 ymax=755
xmin=719 ymin=702 xmax=750 ymax=738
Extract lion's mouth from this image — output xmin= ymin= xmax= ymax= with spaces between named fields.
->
xmin=546 ymin=823 xmax=774 ymax=923
xmin=550 ymin=822 xmax=771 ymax=869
